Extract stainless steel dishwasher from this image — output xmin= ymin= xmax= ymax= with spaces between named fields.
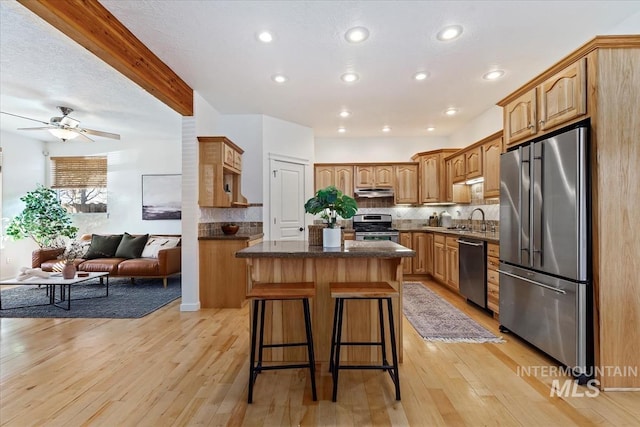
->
xmin=458 ymin=238 xmax=487 ymax=309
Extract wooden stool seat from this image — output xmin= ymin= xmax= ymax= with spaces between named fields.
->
xmin=247 ymin=282 xmax=315 ymax=300
xmin=247 ymin=282 xmax=317 ymax=404
xmin=329 ymin=281 xmax=401 ymax=402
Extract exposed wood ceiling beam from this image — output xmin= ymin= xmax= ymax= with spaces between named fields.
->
xmin=17 ymin=0 xmax=193 ymax=116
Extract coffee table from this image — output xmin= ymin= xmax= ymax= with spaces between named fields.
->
xmin=0 ymin=272 xmax=109 ymax=311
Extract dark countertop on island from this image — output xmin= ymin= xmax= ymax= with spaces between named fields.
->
xmin=199 ymin=233 xmax=264 ymax=241
xmin=236 ymin=240 xmax=415 ymax=258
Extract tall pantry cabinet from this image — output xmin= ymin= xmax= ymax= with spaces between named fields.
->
xmin=497 ymin=35 xmax=640 ymax=390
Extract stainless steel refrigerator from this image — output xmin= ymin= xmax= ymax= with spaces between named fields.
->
xmin=499 ymin=122 xmax=592 ymax=381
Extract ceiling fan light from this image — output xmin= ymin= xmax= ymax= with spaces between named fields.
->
xmin=48 ymin=128 xmax=79 ymax=140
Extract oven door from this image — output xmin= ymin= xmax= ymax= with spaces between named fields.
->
xmin=355 ymin=233 xmax=399 ymax=243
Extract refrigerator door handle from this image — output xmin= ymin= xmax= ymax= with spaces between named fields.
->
xmin=498 ymin=269 xmax=566 ymax=294
xmin=532 ymin=143 xmax=544 ymax=268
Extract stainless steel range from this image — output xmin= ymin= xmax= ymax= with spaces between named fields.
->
xmin=353 ymin=214 xmax=399 ymax=243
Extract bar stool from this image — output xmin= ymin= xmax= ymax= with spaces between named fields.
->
xmin=329 ymin=281 xmax=400 ymax=402
xmin=246 ymin=282 xmax=317 ymax=404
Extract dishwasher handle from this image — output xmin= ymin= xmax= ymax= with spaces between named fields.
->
xmin=457 ymin=239 xmax=484 ymax=247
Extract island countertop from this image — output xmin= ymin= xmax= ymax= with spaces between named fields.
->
xmin=235 ymin=240 xmax=415 ymax=258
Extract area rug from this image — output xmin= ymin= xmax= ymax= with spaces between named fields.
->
xmin=0 ymin=275 xmax=181 ymax=319
xmin=403 ymin=282 xmax=504 ymax=343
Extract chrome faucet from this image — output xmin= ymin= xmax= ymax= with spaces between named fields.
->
xmin=469 ymin=208 xmax=486 ymax=232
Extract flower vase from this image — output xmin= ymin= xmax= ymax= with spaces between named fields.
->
xmin=322 ymin=227 xmax=342 ymax=248
xmin=62 ymin=262 xmax=77 ymax=279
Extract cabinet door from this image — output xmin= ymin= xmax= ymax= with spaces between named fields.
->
xmin=334 ymin=165 xmax=354 ymax=197
xmin=233 ymin=151 xmax=242 ymax=171
xmin=374 ymin=165 xmax=394 ymax=187
xmin=355 ymin=166 xmax=374 ymax=188
xmin=315 ymin=166 xmax=335 ymax=192
xmin=446 ymin=237 xmax=459 ymax=291
xmin=223 ymin=144 xmax=235 ymax=167
xmin=421 ymin=154 xmax=441 ymax=203
xmin=465 ymin=146 xmax=482 ymax=180
xmin=451 ymin=154 xmax=466 ymax=183
xmin=400 ymin=232 xmax=413 ymax=274
xmin=504 ymin=88 xmax=537 ymax=147
xmin=425 ymin=232 xmax=434 ymax=275
xmin=413 ymin=232 xmax=429 ymax=274
xmin=482 ymin=137 xmax=502 ymax=199
xmin=433 ymin=235 xmax=446 ymax=282
xmin=445 ymin=159 xmax=454 ymax=203
xmin=395 ymin=164 xmax=419 ymax=204
xmin=539 ymin=58 xmax=587 ymax=131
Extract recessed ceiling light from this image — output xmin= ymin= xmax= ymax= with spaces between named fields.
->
xmin=445 ymin=107 xmax=459 ymax=116
xmin=338 ymin=127 xmax=347 ymax=133
xmin=436 ymin=25 xmax=463 ymax=41
xmin=339 ymin=110 xmax=351 ymax=118
xmin=426 ymin=127 xmax=435 ymax=132
xmin=413 ymin=71 xmax=429 ymax=81
xmin=382 ymin=125 xmax=391 ymax=132
xmin=271 ymin=74 xmax=288 ymax=83
xmin=345 ymin=26 xmax=370 ymax=43
xmin=341 ymin=72 xmax=359 ymax=83
xmin=483 ymin=69 xmax=505 ymax=80
xmin=257 ymin=31 xmax=273 ymax=43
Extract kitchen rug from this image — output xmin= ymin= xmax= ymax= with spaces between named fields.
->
xmin=403 ymin=282 xmax=504 ymax=343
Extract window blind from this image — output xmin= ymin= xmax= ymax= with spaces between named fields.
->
xmin=50 ymin=156 xmax=107 ymax=188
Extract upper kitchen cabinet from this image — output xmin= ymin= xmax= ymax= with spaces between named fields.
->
xmin=355 ymin=165 xmax=394 ymax=188
xmin=314 ymin=164 xmax=354 ymax=197
xmin=198 ymin=136 xmax=248 ymax=208
xmin=498 ymin=35 xmax=640 ymax=389
xmin=411 ymin=149 xmax=459 ymax=204
xmin=465 ymin=146 xmax=482 ymax=181
xmin=394 ymin=163 xmax=419 ymax=204
xmin=482 ymin=133 xmax=503 ymax=199
xmin=451 ymin=154 xmax=466 ymax=184
xmin=503 ymin=58 xmax=587 ymax=148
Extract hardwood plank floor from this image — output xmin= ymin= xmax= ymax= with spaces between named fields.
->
xmin=1 ymin=280 xmax=638 ymax=426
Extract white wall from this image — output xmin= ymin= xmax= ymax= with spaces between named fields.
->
xmin=448 ymin=106 xmax=503 ymax=148
xmin=0 ymin=131 xmax=46 ymax=279
xmin=314 ymin=135 xmax=450 ymax=163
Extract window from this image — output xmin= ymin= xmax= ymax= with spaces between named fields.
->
xmin=50 ymin=156 xmax=107 ymax=213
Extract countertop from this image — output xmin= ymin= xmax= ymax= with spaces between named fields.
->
xmin=198 ymin=233 xmax=264 ymax=241
xmin=236 ymin=240 xmax=415 ymax=258
xmin=396 ymin=226 xmax=499 ymax=244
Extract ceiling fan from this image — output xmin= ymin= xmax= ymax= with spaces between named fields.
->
xmin=0 ymin=106 xmax=120 ymax=142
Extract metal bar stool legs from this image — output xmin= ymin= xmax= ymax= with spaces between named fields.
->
xmin=329 ymin=282 xmax=401 ymax=402
xmin=247 ymin=282 xmax=317 ymax=404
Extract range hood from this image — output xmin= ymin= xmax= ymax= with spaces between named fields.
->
xmin=354 ymin=188 xmax=395 ymax=198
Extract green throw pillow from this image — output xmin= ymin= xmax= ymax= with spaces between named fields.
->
xmin=84 ymin=234 xmax=124 ymax=259
xmin=115 ymin=233 xmax=149 ymax=259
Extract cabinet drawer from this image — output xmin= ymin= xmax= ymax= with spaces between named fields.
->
xmin=434 ymin=234 xmax=445 ymax=244
xmin=445 ymin=236 xmax=458 ymax=247
xmin=487 ymin=256 xmax=500 ymax=271
xmin=487 ymin=268 xmax=499 ymax=285
xmin=487 ymin=280 xmax=499 ymax=313
xmin=487 ymin=243 xmax=499 ymax=258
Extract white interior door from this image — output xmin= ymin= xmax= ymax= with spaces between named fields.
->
xmin=270 ymin=159 xmax=305 ymax=241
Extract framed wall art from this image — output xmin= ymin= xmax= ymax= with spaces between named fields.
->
xmin=142 ymin=174 xmax=181 ymax=220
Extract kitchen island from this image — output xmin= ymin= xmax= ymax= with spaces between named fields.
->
xmin=236 ymin=240 xmax=415 ymax=364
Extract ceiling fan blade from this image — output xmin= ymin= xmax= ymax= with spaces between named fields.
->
xmin=73 ymin=131 xmax=94 ymax=143
xmin=17 ymin=126 xmax=56 ymax=130
xmin=81 ymin=128 xmax=121 ymax=140
xmin=1 ymin=111 xmax=50 ymax=125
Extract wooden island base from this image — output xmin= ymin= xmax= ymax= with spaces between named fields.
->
xmin=236 ymin=241 xmax=415 ymax=364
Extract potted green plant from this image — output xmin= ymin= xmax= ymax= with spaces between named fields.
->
xmin=6 ymin=185 xmax=78 ymax=248
xmin=304 ymin=186 xmax=357 ymax=247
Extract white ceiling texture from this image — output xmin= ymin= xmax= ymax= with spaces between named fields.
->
xmin=1 ymin=1 xmax=639 ymax=144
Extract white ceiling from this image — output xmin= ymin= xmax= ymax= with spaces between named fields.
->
xmin=1 ymin=1 xmax=639 ymax=143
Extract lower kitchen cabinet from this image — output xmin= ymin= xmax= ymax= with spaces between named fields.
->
xmin=487 ymin=243 xmax=500 ymax=314
xmin=400 ymin=232 xmax=413 ymax=274
xmin=433 ymin=234 xmax=446 ymax=283
xmin=445 ymin=236 xmax=459 ymax=291
xmin=400 ymin=231 xmax=433 ymax=275
xmin=199 ymin=237 xmax=262 ymax=308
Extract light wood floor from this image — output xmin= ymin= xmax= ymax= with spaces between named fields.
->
xmin=1 ymin=280 xmax=638 ymax=426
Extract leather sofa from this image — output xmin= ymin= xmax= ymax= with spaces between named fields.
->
xmin=32 ymin=234 xmax=181 ymax=287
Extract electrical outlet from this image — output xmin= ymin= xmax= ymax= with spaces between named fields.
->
xmin=6 ymin=257 xmax=12 ymax=264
